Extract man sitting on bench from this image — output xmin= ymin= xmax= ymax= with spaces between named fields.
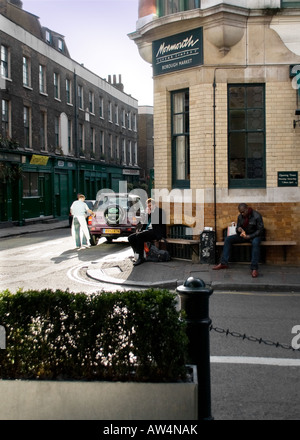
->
xmin=213 ymin=203 xmax=264 ymax=278
xmin=128 ymin=198 xmax=167 ymax=267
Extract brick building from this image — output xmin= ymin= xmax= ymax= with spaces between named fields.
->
xmin=138 ymin=105 xmax=154 ymax=188
xmin=0 ymin=0 xmax=139 ymax=224
xmin=130 ymin=0 xmax=300 ymax=265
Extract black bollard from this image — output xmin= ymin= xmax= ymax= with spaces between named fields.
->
xmin=177 ymin=277 xmax=214 ymax=421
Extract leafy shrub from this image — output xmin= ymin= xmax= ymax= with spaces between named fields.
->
xmin=0 ymin=289 xmax=188 ymax=382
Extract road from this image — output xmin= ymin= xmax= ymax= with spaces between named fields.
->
xmin=0 ymin=228 xmax=130 ymax=294
xmin=0 ymin=228 xmax=299 ymax=420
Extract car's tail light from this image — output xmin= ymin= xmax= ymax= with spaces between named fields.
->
xmin=88 ymin=216 xmax=93 ymax=225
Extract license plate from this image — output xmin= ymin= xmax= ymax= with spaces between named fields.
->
xmin=103 ymin=229 xmax=121 ymax=234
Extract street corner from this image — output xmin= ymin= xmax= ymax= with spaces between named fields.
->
xmin=86 ymin=254 xmax=135 ymax=286
xmin=86 ymin=252 xmax=182 ymax=289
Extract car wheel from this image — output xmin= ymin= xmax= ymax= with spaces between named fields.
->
xmin=90 ymin=235 xmax=98 ymax=246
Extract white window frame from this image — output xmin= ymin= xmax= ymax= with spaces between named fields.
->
xmin=1 ymin=45 xmax=10 ymax=79
xmin=39 ymin=65 xmax=47 ymax=95
xmin=23 ymin=56 xmax=31 ymax=88
xmin=54 ymin=72 xmax=61 ymax=101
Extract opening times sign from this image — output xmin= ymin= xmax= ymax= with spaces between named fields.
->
xmin=153 ymin=28 xmax=203 ymax=76
xmin=278 ymin=171 xmax=298 ymax=187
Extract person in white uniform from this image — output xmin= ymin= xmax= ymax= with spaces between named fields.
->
xmin=70 ymin=194 xmax=95 ymax=249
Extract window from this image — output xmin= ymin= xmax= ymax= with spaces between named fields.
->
xmin=23 ymin=106 xmax=31 ymax=148
xmin=100 ymin=130 xmax=104 ymax=156
xmin=68 ymin=119 xmax=73 ymax=154
xmin=108 ymin=102 xmax=112 ymax=122
xmin=39 ymin=65 xmax=47 ymax=94
xmin=23 ymin=56 xmax=31 ymax=87
xmin=116 ymin=136 xmax=120 ymax=159
xmin=171 ymin=89 xmax=190 ymax=188
xmin=23 ymin=173 xmax=39 ymax=197
xmin=89 ymin=92 xmax=95 ymax=114
xmin=90 ymin=127 xmax=95 ymax=155
xmin=40 ymin=111 xmax=47 ymax=151
xmin=122 ymin=109 xmax=126 ymax=127
xmin=78 ymin=86 xmax=84 ymax=110
xmin=128 ymin=111 xmax=132 ymax=130
xmin=58 ymin=39 xmax=64 ymax=52
xmin=115 ymin=104 xmax=119 ymax=125
xmin=156 ymin=0 xmax=199 ymax=17
xmin=281 ymin=0 xmax=300 ymax=7
xmin=122 ymin=138 xmax=126 ymax=164
xmin=66 ymin=78 xmax=72 ymax=104
xmin=129 ymin=141 xmax=132 ymax=165
xmin=54 ymin=73 xmax=60 ymax=100
xmin=109 ymin=134 xmax=113 ymax=158
xmin=228 ymin=84 xmax=266 ymax=188
xmin=1 ymin=99 xmax=10 ymax=138
xmin=79 ymin=123 xmax=84 ymax=154
xmin=1 ymin=45 xmax=9 ymax=78
xmin=99 ymin=96 xmax=104 ymax=118
xmin=54 ymin=117 xmax=60 ymax=148
xmin=134 ymin=142 xmax=138 ymax=166
xmin=45 ymin=30 xmax=51 ymax=44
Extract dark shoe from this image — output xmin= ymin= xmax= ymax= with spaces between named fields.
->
xmin=133 ymin=258 xmax=145 ymax=267
xmin=213 ymin=263 xmax=229 ymax=270
xmin=252 ymin=270 xmax=258 ymax=278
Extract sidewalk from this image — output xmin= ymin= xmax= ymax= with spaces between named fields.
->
xmin=0 ymin=219 xmax=70 ymax=239
xmin=1 ymin=220 xmax=300 ymax=292
xmin=86 ymin=248 xmax=300 ymax=293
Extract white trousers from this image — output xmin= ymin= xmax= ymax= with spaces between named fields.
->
xmin=72 ymin=215 xmax=91 ymax=247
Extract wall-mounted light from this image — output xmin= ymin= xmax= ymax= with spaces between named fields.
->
xmin=293 ymin=109 xmax=300 ymax=129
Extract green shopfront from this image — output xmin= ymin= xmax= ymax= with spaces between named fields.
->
xmin=0 ymin=151 xmax=129 ymax=225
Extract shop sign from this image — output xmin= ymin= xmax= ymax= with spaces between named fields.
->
xmin=123 ymin=169 xmax=140 ymax=176
xmin=278 ymin=171 xmax=298 ymax=187
xmin=153 ymin=28 xmax=203 ymax=77
xmin=0 ymin=153 xmax=21 ymax=162
xmin=30 ymin=155 xmax=49 ymax=166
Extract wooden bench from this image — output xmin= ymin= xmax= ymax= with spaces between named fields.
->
xmin=154 ymin=237 xmax=200 ymax=261
xmin=216 ymin=240 xmax=297 ymax=261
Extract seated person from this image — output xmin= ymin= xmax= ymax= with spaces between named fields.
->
xmin=128 ymin=198 xmax=167 ymax=266
xmin=213 ymin=203 xmax=264 ymax=278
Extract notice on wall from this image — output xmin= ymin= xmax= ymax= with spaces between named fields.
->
xmin=152 ymin=28 xmax=203 ymax=77
xmin=30 ymin=155 xmax=49 ymax=166
xmin=278 ymin=171 xmax=298 ymax=187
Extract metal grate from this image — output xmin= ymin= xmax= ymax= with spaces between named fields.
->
xmin=168 ymin=225 xmax=193 ymax=260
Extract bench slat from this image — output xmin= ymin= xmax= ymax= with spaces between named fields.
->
xmin=216 ymin=241 xmax=297 ymax=246
xmin=166 ymin=238 xmax=199 ymax=245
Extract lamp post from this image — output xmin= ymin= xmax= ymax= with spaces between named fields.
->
xmin=177 ymin=277 xmax=214 ymax=421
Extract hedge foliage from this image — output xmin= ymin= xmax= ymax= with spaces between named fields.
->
xmin=0 ymin=289 xmax=188 ymax=382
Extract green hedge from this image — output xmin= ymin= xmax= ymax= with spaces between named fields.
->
xmin=0 ymin=289 xmax=188 ymax=382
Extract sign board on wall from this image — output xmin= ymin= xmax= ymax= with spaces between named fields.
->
xmin=278 ymin=171 xmax=298 ymax=187
xmin=152 ymin=28 xmax=203 ymax=77
xmin=30 ymin=155 xmax=49 ymax=166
